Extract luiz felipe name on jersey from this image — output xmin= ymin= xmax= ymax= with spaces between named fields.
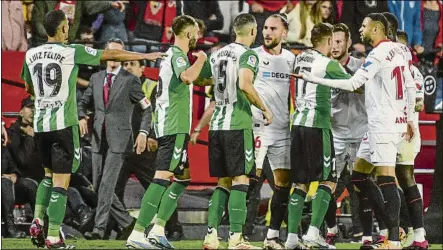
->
xmin=29 ymin=51 xmax=66 ymax=64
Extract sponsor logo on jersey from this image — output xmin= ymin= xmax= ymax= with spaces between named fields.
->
xmin=85 ymin=46 xmax=98 ymax=56
xmin=424 ymin=75 xmax=436 ymax=95
xmin=395 ymin=116 xmax=408 ymax=124
xmin=262 ymin=71 xmax=290 ymax=79
xmin=247 ymin=55 xmax=257 ymax=67
xmin=176 ymin=57 xmax=186 ymax=67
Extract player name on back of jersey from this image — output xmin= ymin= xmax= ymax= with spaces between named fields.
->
xmin=384 ymin=46 xmax=403 ymax=62
xmin=215 ymin=50 xmax=237 ymax=61
xmin=28 ymin=51 xmax=66 ymax=64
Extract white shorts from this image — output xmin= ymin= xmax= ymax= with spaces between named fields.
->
xmin=333 ymin=139 xmax=361 ymax=177
xmin=356 ymin=132 xmax=403 ymax=167
xmin=254 ymin=126 xmax=290 ymax=171
xmin=396 ymin=129 xmax=421 ymax=165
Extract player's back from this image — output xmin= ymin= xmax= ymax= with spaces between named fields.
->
xmin=251 ymin=46 xmax=295 ymax=132
xmin=331 ymin=56 xmax=367 ymax=141
xmin=363 ymin=41 xmax=409 ymax=133
xmin=293 ymin=49 xmax=349 ymax=129
xmin=209 ymin=43 xmax=258 ymax=131
xmin=24 ymin=43 xmax=86 ymax=132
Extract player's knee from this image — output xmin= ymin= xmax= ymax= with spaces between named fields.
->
xmin=294 ymin=183 xmax=309 ymax=193
xmin=273 ymin=169 xmax=290 ymax=187
xmin=217 ymin=177 xmax=232 ymax=190
xmin=51 ymin=173 xmax=71 ymax=189
xmin=396 ymin=165 xmax=416 ymax=189
xmin=232 ymin=175 xmax=248 ymax=185
xmin=255 ymin=168 xmax=262 ymax=178
xmin=154 ymin=170 xmax=174 ymax=180
xmin=351 ymin=171 xmax=370 ymax=192
xmin=273 ymin=185 xmax=291 ymax=204
xmin=153 ymin=178 xmax=171 ymax=188
xmin=231 ymin=184 xmax=249 ymax=193
xmin=353 ymin=158 xmax=374 ymax=174
xmin=375 ymin=166 xmax=396 ymax=177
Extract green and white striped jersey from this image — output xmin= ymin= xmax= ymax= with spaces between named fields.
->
xmin=209 ymin=43 xmax=259 ymax=131
xmin=293 ymin=49 xmax=350 ymax=129
xmin=154 ymin=46 xmax=193 ymax=137
xmin=20 ymin=43 xmax=103 ymax=133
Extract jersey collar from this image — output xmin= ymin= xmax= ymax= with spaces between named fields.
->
xmin=374 ymin=39 xmax=391 ymax=48
xmin=262 ymin=45 xmax=282 ymax=55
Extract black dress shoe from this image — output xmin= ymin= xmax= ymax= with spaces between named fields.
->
xmin=116 ymin=218 xmax=136 ymax=240
xmin=84 ymin=231 xmax=102 ymax=240
xmin=78 ymin=209 xmax=95 ymax=233
xmin=166 ymin=223 xmax=184 ymax=241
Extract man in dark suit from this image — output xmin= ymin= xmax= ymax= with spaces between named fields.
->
xmin=77 ymin=38 xmax=153 ymax=239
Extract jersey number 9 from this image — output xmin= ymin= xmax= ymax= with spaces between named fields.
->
xmin=33 ymin=63 xmax=62 ymax=97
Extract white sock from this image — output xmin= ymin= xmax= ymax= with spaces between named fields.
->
xmin=47 ymin=236 xmax=60 ymax=243
xmin=151 ymin=224 xmax=165 ymax=236
xmin=380 ymin=229 xmax=388 ymax=237
xmin=286 ymin=233 xmax=299 ymax=243
xmin=307 ymin=226 xmax=320 ymax=238
xmin=266 ymin=229 xmax=279 ymax=239
xmin=229 ymin=232 xmax=242 ymax=241
xmin=414 ymin=228 xmax=426 ymax=242
xmin=129 ymin=230 xmax=145 ymax=240
xmin=362 ymin=236 xmax=373 ymax=243
xmin=327 ymin=225 xmax=338 ymax=235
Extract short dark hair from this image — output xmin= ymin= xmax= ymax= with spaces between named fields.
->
xmin=311 ymin=23 xmax=333 ymax=47
xmin=172 ymin=15 xmax=197 ymax=36
xmin=233 ymin=13 xmax=257 ymax=35
xmin=78 ymin=25 xmax=93 ymax=35
xmin=105 ymin=38 xmax=125 ymax=49
xmin=366 ymin=13 xmax=388 ymax=35
xmin=269 ymin=13 xmax=289 ymax=30
xmin=382 ymin=12 xmax=399 ymax=40
xmin=333 ymin=23 xmax=350 ymax=40
xmin=43 ymin=10 xmax=66 ymax=37
xmin=397 ymin=29 xmax=409 ymax=44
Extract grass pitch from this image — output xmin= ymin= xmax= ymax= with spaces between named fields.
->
xmin=1 ymin=239 xmax=442 ymax=249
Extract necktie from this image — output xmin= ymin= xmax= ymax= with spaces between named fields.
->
xmin=104 ymin=73 xmax=113 ymax=106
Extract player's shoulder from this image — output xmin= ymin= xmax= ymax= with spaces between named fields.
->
xmin=282 ymin=48 xmax=296 ymax=61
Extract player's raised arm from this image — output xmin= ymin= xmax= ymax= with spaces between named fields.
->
xmin=101 ymin=49 xmax=166 ymax=62
xmin=179 ymin=51 xmax=208 ymax=85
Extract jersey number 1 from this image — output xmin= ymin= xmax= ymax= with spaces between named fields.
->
xmin=294 ymin=66 xmax=311 ymax=97
xmin=33 ymin=63 xmax=62 ymax=97
xmin=391 ymin=66 xmax=405 ymax=100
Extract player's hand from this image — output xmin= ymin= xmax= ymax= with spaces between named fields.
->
xmin=147 ymin=138 xmax=158 ymax=152
xmin=2 ymin=123 xmax=9 ymax=146
xmin=190 ymin=130 xmax=200 ymax=145
xmin=135 ymin=133 xmax=147 ymax=154
xmin=414 ymin=45 xmax=424 ymax=54
xmin=2 ymin=174 xmax=17 ymax=184
xmin=262 ymin=109 xmax=273 ymax=126
xmin=144 ymin=52 xmax=167 ymax=61
xmin=111 ymin=1 xmax=128 ymax=12
xmin=192 ymin=51 xmax=208 ymax=60
xmin=291 ymin=69 xmax=315 ymax=83
xmin=404 ymin=121 xmax=415 ymax=142
xmin=79 ymin=118 xmax=88 ymax=137
xmin=20 ymin=125 xmax=34 ymax=137
xmin=251 ymin=2 xmax=264 ymax=13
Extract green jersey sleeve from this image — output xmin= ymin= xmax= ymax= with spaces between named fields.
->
xmin=325 ymin=60 xmax=351 ymax=80
xmin=20 ymin=61 xmax=32 ymax=84
xmin=72 ymin=44 xmax=104 ymax=66
xmin=171 ymin=51 xmax=190 ymax=79
xmin=239 ymin=50 xmax=259 ymax=74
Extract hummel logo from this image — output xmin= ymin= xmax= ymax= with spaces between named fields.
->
xmin=324 ymin=156 xmax=330 ymax=161
xmin=263 ymin=61 xmax=270 ymax=65
xmin=74 ymin=148 xmax=80 ymax=160
xmin=324 ymin=155 xmax=331 ymax=168
xmin=173 ymin=147 xmax=182 ymax=160
xmin=245 ymin=149 xmax=253 ymax=162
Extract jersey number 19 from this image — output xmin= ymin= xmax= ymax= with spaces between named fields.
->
xmin=33 ymin=63 xmax=63 ymax=97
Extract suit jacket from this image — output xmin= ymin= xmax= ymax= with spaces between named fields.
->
xmin=78 ymin=69 xmax=152 ymax=154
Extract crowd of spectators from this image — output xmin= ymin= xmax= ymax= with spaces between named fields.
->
xmin=1 ymin=0 xmax=442 ymax=239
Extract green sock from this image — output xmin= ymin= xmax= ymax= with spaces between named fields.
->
xmin=310 ymin=187 xmax=332 ymax=228
xmin=47 ymin=188 xmax=68 ymax=237
xmin=155 ymin=182 xmax=188 ymax=227
xmin=34 ymin=178 xmax=53 ymax=222
xmin=134 ymin=182 xmax=167 ymax=232
xmin=228 ymin=189 xmax=247 ymax=233
xmin=288 ymin=189 xmax=307 ymax=234
xmin=208 ymin=187 xmax=229 ymax=229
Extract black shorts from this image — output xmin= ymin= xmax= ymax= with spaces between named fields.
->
xmin=209 ymin=129 xmax=255 ymax=178
xmin=290 ymin=125 xmax=336 ymax=184
xmin=35 ymin=125 xmax=80 ymax=174
xmin=154 ymin=134 xmax=189 ymax=175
